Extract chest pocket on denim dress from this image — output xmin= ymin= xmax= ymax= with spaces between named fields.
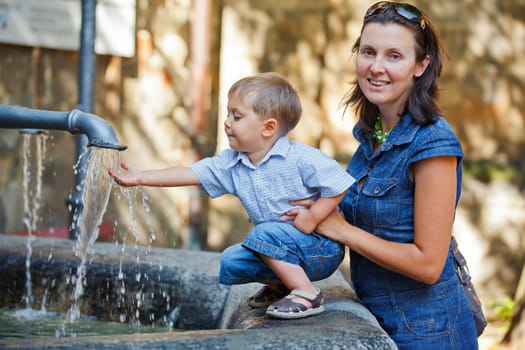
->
xmin=359 ymin=177 xmax=399 ymax=228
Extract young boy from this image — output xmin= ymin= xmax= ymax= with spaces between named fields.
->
xmin=109 ymin=72 xmax=355 ymax=319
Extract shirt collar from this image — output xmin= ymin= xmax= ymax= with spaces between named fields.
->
xmin=226 ymin=136 xmax=290 ymax=169
xmin=353 ymin=113 xmax=421 ymax=156
xmin=386 ymin=113 xmax=421 ymax=145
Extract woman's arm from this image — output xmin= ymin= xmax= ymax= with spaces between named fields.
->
xmin=292 ymin=156 xmax=457 ymax=284
xmin=291 ymin=191 xmax=347 ymax=234
xmin=109 ymin=162 xmax=200 ymax=187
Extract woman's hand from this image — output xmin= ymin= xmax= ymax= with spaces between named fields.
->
xmin=281 ymin=198 xmax=346 ymax=242
xmin=314 ymin=209 xmax=348 ymax=242
xmin=287 ymin=208 xmax=317 ymax=234
xmin=280 ymin=198 xmax=315 ymax=222
xmin=108 ymin=162 xmax=141 ymax=186
xmin=281 ymin=198 xmax=317 ymax=234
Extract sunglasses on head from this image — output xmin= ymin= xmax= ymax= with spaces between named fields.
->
xmin=365 ymin=1 xmax=426 ymax=30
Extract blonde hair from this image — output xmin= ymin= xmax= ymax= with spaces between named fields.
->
xmin=228 ymin=72 xmax=302 ymax=134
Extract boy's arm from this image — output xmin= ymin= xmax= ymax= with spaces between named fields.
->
xmin=292 ymin=191 xmax=347 ymax=234
xmin=109 ymin=162 xmax=200 ymax=187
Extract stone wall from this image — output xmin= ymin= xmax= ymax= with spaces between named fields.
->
xmin=1 ymin=0 xmax=525 ymax=316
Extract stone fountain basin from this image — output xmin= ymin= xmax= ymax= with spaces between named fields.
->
xmin=0 ymin=234 xmax=397 ymax=349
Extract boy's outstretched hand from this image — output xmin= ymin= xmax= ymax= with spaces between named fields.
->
xmin=108 ymin=162 xmax=140 ymax=186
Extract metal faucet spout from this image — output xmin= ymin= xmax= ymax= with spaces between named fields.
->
xmin=67 ymin=109 xmax=127 ymax=150
xmin=0 ymin=105 xmax=127 ymax=150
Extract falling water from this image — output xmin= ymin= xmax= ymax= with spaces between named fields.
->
xmin=2 ymin=140 xmax=186 ymax=337
xmin=21 ymin=132 xmax=48 ymax=308
xmin=67 ymin=147 xmax=119 ymax=322
xmin=141 ymin=189 xmax=157 ymax=249
xmin=111 ymin=185 xmax=159 ymax=325
xmin=114 ymin=186 xmax=158 ymax=248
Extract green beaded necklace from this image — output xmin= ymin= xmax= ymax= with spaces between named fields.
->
xmin=373 ymin=116 xmax=392 ymax=144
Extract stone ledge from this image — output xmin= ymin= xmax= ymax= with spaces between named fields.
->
xmin=218 ymin=273 xmax=397 ymax=349
xmin=0 ymin=234 xmax=397 ymax=349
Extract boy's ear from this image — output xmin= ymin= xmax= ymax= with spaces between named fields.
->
xmin=262 ymin=118 xmax=278 ymax=137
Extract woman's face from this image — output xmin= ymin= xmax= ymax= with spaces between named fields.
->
xmin=356 ymin=22 xmax=429 ymax=114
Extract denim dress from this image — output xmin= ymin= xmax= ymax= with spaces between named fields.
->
xmin=341 ymin=114 xmax=478 ymax=349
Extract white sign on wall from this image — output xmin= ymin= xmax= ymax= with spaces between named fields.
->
xmin=0 ymin=0 xmax=136 ymax=57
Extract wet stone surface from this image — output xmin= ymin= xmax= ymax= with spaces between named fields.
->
xmin=0 ymin=235 xmax=397 ymax=349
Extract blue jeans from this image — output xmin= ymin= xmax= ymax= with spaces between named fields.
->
xmin=361 ymin=275 xmax=479 ymax=350
xmin=219 ymin=221 xmax=345 ymax=285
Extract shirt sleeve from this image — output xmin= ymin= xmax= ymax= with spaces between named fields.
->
xmin=190 ymin=150 xmax=235 ymax=198
xmin=410 ymin=118 xmax=464 ymax=165
xmin=299 ymin=146 xmax=356 ymax=198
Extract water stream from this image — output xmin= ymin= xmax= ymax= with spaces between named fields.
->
xmin=9 ymin=139 xmax=175 ymax=339
xmin=60 ymin=146 xmax=168 ymax=333
xmin=111 ymin=185 xmax=159 ymax=325
xmin=67 ymin=147 xmax=119 ymax=322
xmin=21 ymin=133 xmax=48 ymax=308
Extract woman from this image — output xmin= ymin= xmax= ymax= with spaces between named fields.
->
xmin=285 ymin=2 xmax=478 ymax=349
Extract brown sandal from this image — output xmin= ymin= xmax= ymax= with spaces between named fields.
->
xmin=266 ymin=288 xmax=324 ymax=319
xmin=247 ymin=285 xmax=290 ymax=308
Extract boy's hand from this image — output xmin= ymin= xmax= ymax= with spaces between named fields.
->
xmin=108 ymin=162 xmax=140 ymax=186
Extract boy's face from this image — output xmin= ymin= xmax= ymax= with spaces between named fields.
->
xmin=224 ymin=93 xmax=267 ymax=153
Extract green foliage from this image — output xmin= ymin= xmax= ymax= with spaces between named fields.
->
xmin=487 ymin=296 xmax=516 ymax=333
xmin=463 ymin=160 xmax=525 ymax=185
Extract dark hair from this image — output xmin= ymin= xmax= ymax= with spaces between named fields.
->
xmin=341 ymin=4 xmax=447 ymax=132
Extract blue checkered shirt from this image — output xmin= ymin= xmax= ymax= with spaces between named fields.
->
xmin=190 ymin=137 xmax=355 ymax=225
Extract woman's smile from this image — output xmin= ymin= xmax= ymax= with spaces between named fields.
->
xmin=367 ymin=78 xmax=390 ymax=87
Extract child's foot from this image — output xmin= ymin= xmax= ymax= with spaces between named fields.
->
xmin=247 ymin=285 xmax=290 ymax=308
xmin=265 ymin=288 xmax=324 ymax=319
